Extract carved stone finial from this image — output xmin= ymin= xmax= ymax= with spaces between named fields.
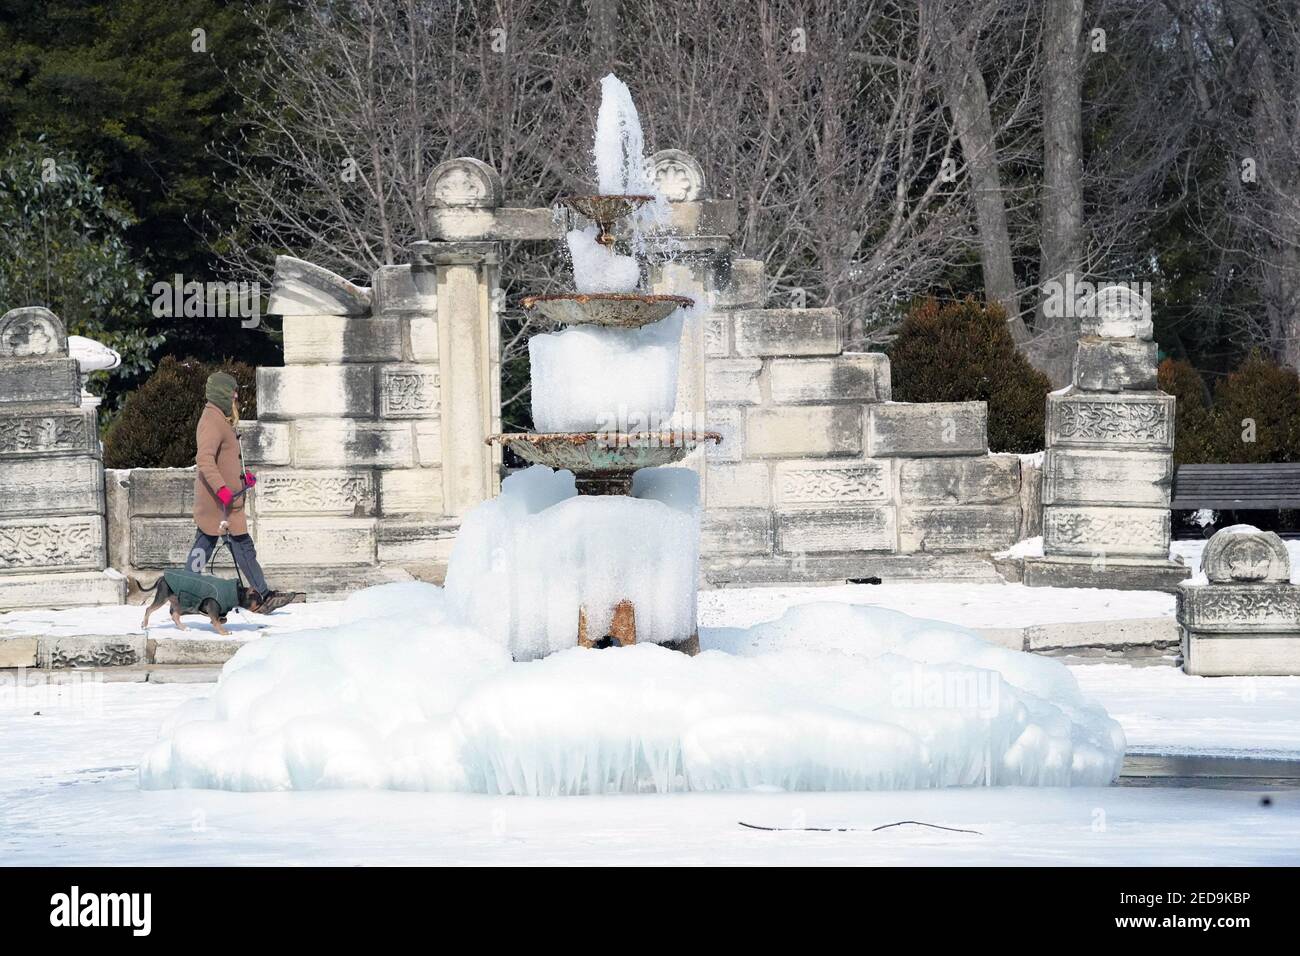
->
xmin=1079 ymin=284 xmax=1154 ymax=340
xmin=0 ymin=306 xmax=68 ymax=358
xmin=426 ymin=157 xmax=503 ymax=210
xmin=266 ymin=256 xmax=372 ymax=316
xmin=649 ymin=149 xmax=705 ymax=202
xmin=1202 ymin=525 xmax=1291 ymax=584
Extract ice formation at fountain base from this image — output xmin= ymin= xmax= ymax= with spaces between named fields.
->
xmin=140 ymin=574 xmax=1125 ymax=795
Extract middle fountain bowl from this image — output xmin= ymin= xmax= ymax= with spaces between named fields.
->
xmin=522 ymin=292 xmax=694 ymax=329
xmin=487 ymin=431 xmax=722 ymax=496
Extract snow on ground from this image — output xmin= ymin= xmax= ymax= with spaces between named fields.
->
xmin=0 ymin=600 xmax=341 ymax=641
xmin=698 ymin=581 xmax=1173 ymax=630
xmin=1073 ymin=664 xmax=1300 ymax=759
xmin=0 ymin=680 xmax=1295 ymax=865
xmin=4 ymin=584 xmax=1300 ymax=864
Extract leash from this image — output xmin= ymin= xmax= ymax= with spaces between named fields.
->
xmin=212 ymin=486 xmax=249 ymax=589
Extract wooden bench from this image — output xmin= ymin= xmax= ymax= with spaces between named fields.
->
xmin=1172 ymin=463 xmax=1300 ymax=511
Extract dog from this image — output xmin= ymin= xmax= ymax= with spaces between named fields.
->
xmin=133 ymin=576 xmax=250 ymax=636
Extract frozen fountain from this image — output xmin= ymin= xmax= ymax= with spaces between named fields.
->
xmin=139 ymin=76 xmax=1127 ymax=797
xmin=480 ymin=74 xmax=718 ymax=654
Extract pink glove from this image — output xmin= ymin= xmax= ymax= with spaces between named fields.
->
xmin=217 ymin=486 xmax=234 ymax=507
xmin=242 ymin=470 xmax=257 ymax=487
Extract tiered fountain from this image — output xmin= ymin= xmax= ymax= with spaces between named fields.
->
xmin=483 ymin=75 xmax=718 ymax=653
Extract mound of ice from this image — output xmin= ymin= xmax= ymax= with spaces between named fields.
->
xmin=567 ymin=226 xmax=641 ymax=293
xmin=446 ymin=466 xmax=700 ymax=660
xmin=529 ymin=312 xmax=684 ymax=432
xmin=140 ymin=574 xmax=1125 ymax=794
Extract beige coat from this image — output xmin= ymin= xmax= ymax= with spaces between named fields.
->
xmin=194 ymin=402 xmax=248 ymax=535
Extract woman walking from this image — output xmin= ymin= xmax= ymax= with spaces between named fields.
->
xmin=189 ymin=371 xmax=293 ymax=614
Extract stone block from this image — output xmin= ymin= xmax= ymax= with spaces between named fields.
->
xmin=1043 ymin=505 xmax=1170 ymax=558
xmin=372 ymin=264 xmax=437 ymax=315
xmin=130 ymin=517 xmax=212 ymax=567
xmin=701 ymin=508 xmax=772 ymax=555
xmin=867 ymin=402 xmax=988 ymax=457
xmin=1182 ymin=632 xmax=1300 ymax=677
xmin=897 ymin=455 xmax=1019 ymax=504
xmin=1178 ymin=583 xmax=1300 ymax=633
xmin=775 ymin=506 xmax=896 ymax=553
xmin=292 ymin=420 xmax=415 ymax=468
xmin=1019 ymin=454 xmax=1043 ymax=539
xmin=1027 ymin=617 xmax=1179 ymax=651
xmin=379 ymin=365 xmax=440 ymax=418
xmin=0 ymin=457 xmax=103 ymax=518
xmin=774 ymin=459 xmax=890 ymax=504
xmin=732 ymin=308 xmax=841 ymax=357
xmin=0 ymin=357 xmax=81 ymax=405
xmin=428 ymin=205 xmax=560 ymax=242
xmin=0 ymin=515 xmax=105 ymax=573
xmin=380 ymin=469 xmax=444 ymax=515
xmin=127 ymin=468 xmax=195 ymax=516
xmin=267 ymin=256 xmax=371 ymax=316
xmin=254 ymin=468 xmax=377 ymax=516
xmin=1041 ymin=448 xmax=1172 ymax=507
xmin=705 ymin=406 xmax=743 ymax=462
xmin=1072 ymin=337 xmax=1158 ymax=391
xmin=716 ymin=258 xmax=766 ymax=309
xmin=1046 ymin=389 xmax=1174 ymax=451
xmin=705 ymin=359 xmax=763 ymax=404
xmin=702 ymin=551 xmax=1004 ymax=587
xmin=703 ymin=314 xmax=730 ymax=357
xmin=256 ymin=365 xmax=376 ymax=420
xmin=152 ymin=639 xmax=247 ymax=666
xmin=0 ymin=570 xmax=126 ymax=611
xmin=39 ymin=634 xmax=146 ymax=668
xmin=408 ymin=315 xmax=439 ymax=362
xmin=256 ymin=517 xmax=377 ymax=566
xmin=1022 ymin=555 xmax=1190 ymax=591
xmin=898 ymin=505 xmax=1021 ymax=553
xmin=237 ymin=421 xmax=292 ymax=466
xmin=0 ymin=637 xmax=38 ymax=667
xmin=282 ymin=314 xmax=404 ymax=365
xmin=0 ymin=405 xmax=99 ymax=459
xmin=768 ymin=353 xmax=890 ymax=404
xmin=414 ymin=420 xmax=442 ymax=467
xmin=744 ymin=405 xmax=862 ymax=458
xmin=377 ymin=519 xmax=457 ymax=565
xmin=705 ymin=462 xmax=771 ymax=509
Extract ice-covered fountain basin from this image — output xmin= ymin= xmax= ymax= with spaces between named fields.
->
xmin=488 ymin=430 xmax=720 ymax=475
xmin=529 ymin=312 xmax=686 ymax=432
xmin=138 ymin=580 xmax=1127 ymax=794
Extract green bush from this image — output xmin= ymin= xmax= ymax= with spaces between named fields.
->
xmin=1206 ymin=352 xmax=1300 ymax=462
xmin=1158 ymin=352 xmax=1300 ymax=463
xmin=1158 ymin=358 xmax=1215 ymax=465
xmin=888 ymin=298 xmax=1052 ymax=453
xmin=103 ymin=356 xmax=257 ymax=468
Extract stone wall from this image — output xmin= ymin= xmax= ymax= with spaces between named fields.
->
xmin=0 ymin=307 xmax=124 ymax=610
xmin=700 ymin=258 xmax=1029 ymax=585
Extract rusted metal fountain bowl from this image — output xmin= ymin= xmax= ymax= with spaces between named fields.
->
xmin=561 ymin=194 xmax=655 ymax=246
xmin=487 ymin=430 xmax=722 ymax=495
xmin=522 ymin=292 xmax=694 ymax=329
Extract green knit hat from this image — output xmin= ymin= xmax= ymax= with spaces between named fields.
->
xmin=205 ymin=371 xmax=238 ymax=415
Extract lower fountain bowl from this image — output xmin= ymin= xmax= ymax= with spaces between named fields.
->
xmin=487 ymin=431 xmax=722 ymax=494
xmin=522 ymin=293 xmax=694 ymax=329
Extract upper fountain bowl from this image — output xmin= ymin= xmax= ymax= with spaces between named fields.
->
xmin=522 ymin=292 xmax=693 ymax=329
xmin=561 ymin=194 xmax=655 ymax=246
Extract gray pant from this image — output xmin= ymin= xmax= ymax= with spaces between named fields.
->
xmin=188 ymin=530 xmax=270 ymax=596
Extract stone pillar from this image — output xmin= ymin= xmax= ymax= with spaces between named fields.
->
xmin=1179 ymin=526 xmax=1300 ymax=675
xmin=415 ymin=240 xmax=501 ymax=517
xmin=0 ymin=307 xmax=125 ymax=610
xmin=641 ymin=149 xmax=737 ymax=490
xmin=1024 ymin=289 xmax=1190 ymax=590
